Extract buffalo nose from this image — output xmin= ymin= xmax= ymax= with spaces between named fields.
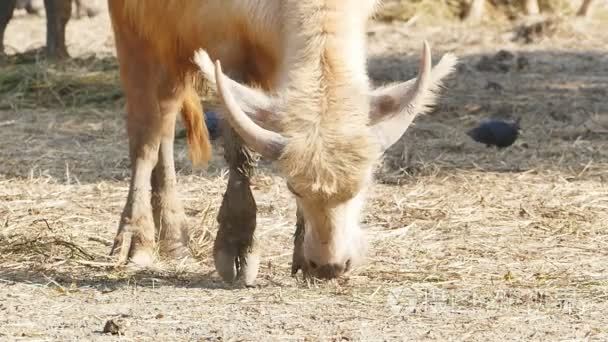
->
xmin=313 ymin=262 xmax=346 ymax=279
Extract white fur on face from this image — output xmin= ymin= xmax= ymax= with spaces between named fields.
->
xmin=295 ymin=166 xmax=373 ymax=270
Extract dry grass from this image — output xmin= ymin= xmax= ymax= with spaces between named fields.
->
xmin=0 ymin=50 xmax=218 ymax=113
xmin=1 ymin=149 xmax=606 ymax=339
xmin=0 ymin=51 xmax=122 ymax=110
xmin=1 ymin=1 xmax=608 ymax=340
xmin=374 ymin=0 xmax=464 ymax=23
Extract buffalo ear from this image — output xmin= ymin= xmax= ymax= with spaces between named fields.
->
xmin=369 ymin=41 xmax=457 ymax=151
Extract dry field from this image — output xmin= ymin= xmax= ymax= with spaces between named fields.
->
xmin=1 ymin=2 xmax=607 ymax=341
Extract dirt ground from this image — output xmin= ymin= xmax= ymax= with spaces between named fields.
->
xmin=1 ymin=2 xmax=607 ymax=341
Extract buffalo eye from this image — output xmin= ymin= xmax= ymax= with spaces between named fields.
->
xmin=286 ymin=182 xmax=302 ymax=198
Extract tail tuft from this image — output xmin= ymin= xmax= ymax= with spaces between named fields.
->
xmin=181 ymin=86 xmax=212 ymax=166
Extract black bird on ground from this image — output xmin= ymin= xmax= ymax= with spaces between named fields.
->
xmin=467 ymin=118 xmax=521 ymax=148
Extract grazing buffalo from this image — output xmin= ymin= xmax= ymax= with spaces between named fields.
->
xmin=108 ymin=0 xmax=457 ymax=284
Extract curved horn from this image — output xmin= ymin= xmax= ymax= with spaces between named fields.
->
xmin=214 ymin=60 xmax=287 ymax=160
xmin=193 ymin=50 xmax=279 ymax=130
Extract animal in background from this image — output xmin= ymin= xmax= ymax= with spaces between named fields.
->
xmin=1 ymin=0 xmax=99 ymax=58
xmin=15 ymin=0 xmax=98 ymax=18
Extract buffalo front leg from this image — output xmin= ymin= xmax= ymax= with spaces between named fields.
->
xmin=112 ymin=85 xmax=189 ymax=265
xmin=151 ymin=105 xmax=190 ymax=259
xmin=214 ymin=125 xmax=260 ymax=286
xmin=111 ymin=122 xmax=160 ymax=265
xmin=43 ymin=0 xmax=71 ymax=59
xmin=109 ymin=45 xmax=166 ymax=266
xmin=111 ymin=76 xmax=189 ymax=265
xmin=112 ymin=162 xmax=158 ymax=265
xmin=0 ymin=0 xmax=17 ymax=55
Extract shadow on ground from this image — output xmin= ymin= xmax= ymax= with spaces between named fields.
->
xmin=0 ymin=266 xmax=227 ymax=291
xmin=0 ymin=49 xmax=606 ymax=184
